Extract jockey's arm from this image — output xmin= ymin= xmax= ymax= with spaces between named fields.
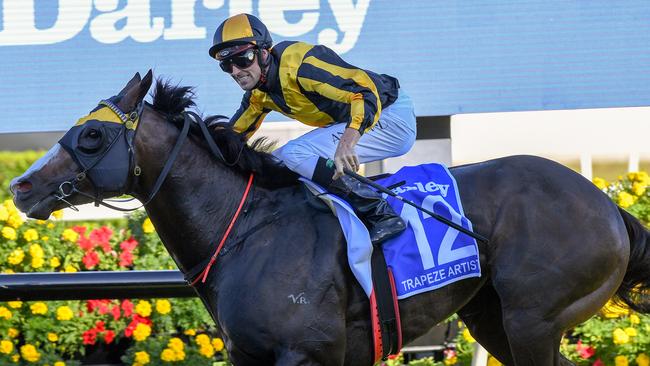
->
xmin=230 ymin=91 xmax=270 ymax=140
xmin=297 ymin=70 xmax=380 ymax=178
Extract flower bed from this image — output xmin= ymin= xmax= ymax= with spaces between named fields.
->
xmin=0 ymin=202 xmax=228 ymax=365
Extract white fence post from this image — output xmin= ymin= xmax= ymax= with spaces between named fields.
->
xmin=628 ymin=152 xmax=640 ymax=172
xmin=580 ymin=153 xmax=592 ymax=180
xmin=471 ymin=343 xmax=489 ymax=366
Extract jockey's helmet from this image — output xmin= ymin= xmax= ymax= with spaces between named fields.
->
xmin=209 ymin=13 xmax=273 ymax=60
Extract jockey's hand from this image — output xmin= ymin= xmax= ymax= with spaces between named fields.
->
xmin=333 ymin=128 xmax=361 ymax=179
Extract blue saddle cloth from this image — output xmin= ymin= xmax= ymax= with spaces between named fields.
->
xmin=301 ymin=162 xmax=481 ymax=300
xmin=377 ymin=163 xmax=481 ymax=299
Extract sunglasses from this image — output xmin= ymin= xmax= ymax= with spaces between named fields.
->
xmin=219 ymin=49 xmax=257 ymax=73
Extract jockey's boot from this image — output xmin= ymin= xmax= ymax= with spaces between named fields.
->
xmin=327 ymin=175 xmax=406 ymax=245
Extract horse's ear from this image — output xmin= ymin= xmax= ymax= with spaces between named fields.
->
xmin=118 ymin=72 xmax=142 ymax=97
xmin=118 ymin=70 xmax=153 ymax=112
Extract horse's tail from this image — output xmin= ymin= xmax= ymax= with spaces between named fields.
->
xmin=616 ymin=207 xmax=650 ymax=313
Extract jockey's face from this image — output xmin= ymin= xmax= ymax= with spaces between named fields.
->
xmin=228 ymin=49 xmax=268 ymax=91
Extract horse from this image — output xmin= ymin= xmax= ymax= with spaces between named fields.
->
xmin=10 ymin=70 xmax=650 ymax=365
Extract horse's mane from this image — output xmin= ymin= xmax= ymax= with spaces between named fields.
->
xmin=150 ymin=79 xmax=299 ymax=188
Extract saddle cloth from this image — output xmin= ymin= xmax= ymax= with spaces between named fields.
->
xmin=301 ymin=162 xmax=481 ymax=299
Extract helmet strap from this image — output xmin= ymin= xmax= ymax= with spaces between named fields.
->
xmin=253 ymin=48 xmax=271 ymax=89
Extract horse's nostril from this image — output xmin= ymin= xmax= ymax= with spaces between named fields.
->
xmin=11 ymin=180 xmax=33 ymax=194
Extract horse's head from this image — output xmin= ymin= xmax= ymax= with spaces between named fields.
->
xmin=11 ymin=71 xmax=153 ymax=219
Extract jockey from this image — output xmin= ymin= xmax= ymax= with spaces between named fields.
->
xmin=209 ymin=13 xmax=417 ymax=245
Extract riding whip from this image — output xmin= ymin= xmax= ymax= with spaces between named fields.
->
xmin=343 ymin=168 xmax=489 ymax=244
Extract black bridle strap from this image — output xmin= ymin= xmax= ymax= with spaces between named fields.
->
xmin=189 ymin=111 xmax=243 ymax=167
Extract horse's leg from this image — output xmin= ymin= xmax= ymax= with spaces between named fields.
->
xmin=457 ymin=284 xmax=515 ymax=365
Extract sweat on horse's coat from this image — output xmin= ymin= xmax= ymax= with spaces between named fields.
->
xmin=11 ymin=71 xmax=650 ymax=366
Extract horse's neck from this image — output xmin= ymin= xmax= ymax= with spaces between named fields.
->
xmin=133 ymin=120 xmax=248 ymax=273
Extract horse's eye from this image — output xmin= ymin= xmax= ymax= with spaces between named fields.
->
xmin=78 ymin=127 xmax=105 ymax=153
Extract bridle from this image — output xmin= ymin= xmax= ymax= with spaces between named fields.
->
xmin=55 ymin=97 xmax=240 ymax=212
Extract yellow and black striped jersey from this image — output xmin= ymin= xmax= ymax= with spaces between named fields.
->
xmin=230 ymin=41 xmax=400 ymax=139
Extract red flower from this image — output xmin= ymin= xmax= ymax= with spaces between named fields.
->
xmin=95 ymin=321 xmax=106 ymax=332
xmin=593 ymin=359 xmax=604 ymax=366
xmin=120 ymin=237 xmax=138 ymax=251
xmin=78 ymin=236 xmax=94 ymax=251
xmin=121 ymin=300 xmax=134 ymax=318
xmin=82 ymin=329 xmax=97 ymax=345
xmin=576 ymin=340 xmax=596 ymax=359
xmin=124 ymin=315 xmax=152 ymax=338
xmin=82 ymin=251 xmax=100 ymax=269
xmin=119 ymin=250 xmax=134 ymax=267
xmin=90 ymin=227 xmax=113 ymax=252
xmin=72 ymin=225 xmax=87 ymax=235
xmin=104 ymin=330 xmax=115 ymax=344
xmin=111 ymin=305 xmax=121 ymax=321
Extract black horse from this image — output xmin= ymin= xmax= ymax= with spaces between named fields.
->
xmin=11 ymin=71 xmax=650 ymax=365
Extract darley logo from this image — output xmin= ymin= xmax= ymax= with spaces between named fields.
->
xmin=0 ymin=0 xmax=370 ymax=53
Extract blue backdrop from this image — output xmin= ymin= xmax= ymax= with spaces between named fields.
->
xmin=1 ymin=1 xmax=649 ymax=133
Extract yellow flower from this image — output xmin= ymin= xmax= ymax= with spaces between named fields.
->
xmin=8 ymin=328 xmax=19 ymax=338
xmin=199 ymin=344 xmax=215 ymax=358
xmin=168 ymin=337 xmax=184 ymax=352
xmin=2 ymin=227 xmax=17 ymax=241
xmin=64 ymin=265 xmax=77 ymax=273
xmin=212 ymin=338 xmax=224 ymax=352
xmin=0 ymin=306 xmax=13 ymax=320
xmin=462 ymin=328 xmax=475 ymax=343
xmin=142 ymin=218 xmax=155 ymax=233
xmin=11 ymin=354 xmax=19 ymax=362
xmin=51 ymin=210 xmax=63 ymax=219
xmin=617 ymin=191 xmax=636 ymax=208
xmin=155 ymin=299 xmax=171 ymax=315
xmin=47 ymin=333 xmax=59 ymax=342
xmin=636 ymin=171 xmax=650 ymax=185
xmin=134 ymin=351 xmax=150 ymax=364
xmin=0 ymin=340 xmax=13 ymax=354
xmin=41 ymin=236 xmax=49 ymax=242
xmin=28 ymin=244 xmax=43 ymax=258
xmin=56 ymin=306 xmax=74 ymax=321
xmin=7 ymin=301 xmax=21 ymax=309
xmin=30 ymin=302 xmax=48 ymax=315
xmin=61 ymin=229 xmax=79 ymax=243
xmin=160 ymin=348 xmax=176 ymax=362
xmin=23 ymin=229 xmax=39 ymax=242
xmin=135 ymin=300 xmax=152 ymax=317
xmin=613 ymin=328 xmax=630 ymax=344
xmin=183 ymin=329 xmax=196 ymax=336
xmin=174 ymin=350 xmax=185 ymax=361
xmin=31 ymin=257 xmax=44 ymax=269
xmin=445 ymin=355 xmax=458 ymax=365
xmin=615 ymin=355 xmax=629 ymax=366
xmin=636 ymin=353 xmax=650 ymax=366
xmin=0 ymin=206 xmax=9 ymax=221
xmin=50 ymin=257 xmax=61 ymax=268
xmin=592 ymin=177 xmax=608 ymax=190
xmin=54 ymin=362 xmax=66 ymax=366
xmin=20 ymin=344 xmax=40 ymax=362
xmin=632 ymin=182 xmax=647 ymax=196
xmin=6 ymin=214 xmax=24 ymax=229
xmin=624 ymin=327 xmax=637 ymax=337
xmin=47 ymin=223 xmax=54 ymax=229
xmin=133 ymin=323 xmax=151 ymax=342
xmin=195 ymin=334 xmax=210 ymax=346
xmin=2 ymin=269 xmax=14 ymax=274
xmin=7 ymin=248 xmax=24 ymax=265
xmin=602 ymin=299 xmax=629 ymax=318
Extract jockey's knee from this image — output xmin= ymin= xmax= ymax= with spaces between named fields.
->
xmin=273 ymin=141 xmax=319 ymax=177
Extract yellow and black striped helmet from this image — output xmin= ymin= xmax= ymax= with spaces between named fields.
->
xmin=209 ymin=13 xmax=273 ymax=59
